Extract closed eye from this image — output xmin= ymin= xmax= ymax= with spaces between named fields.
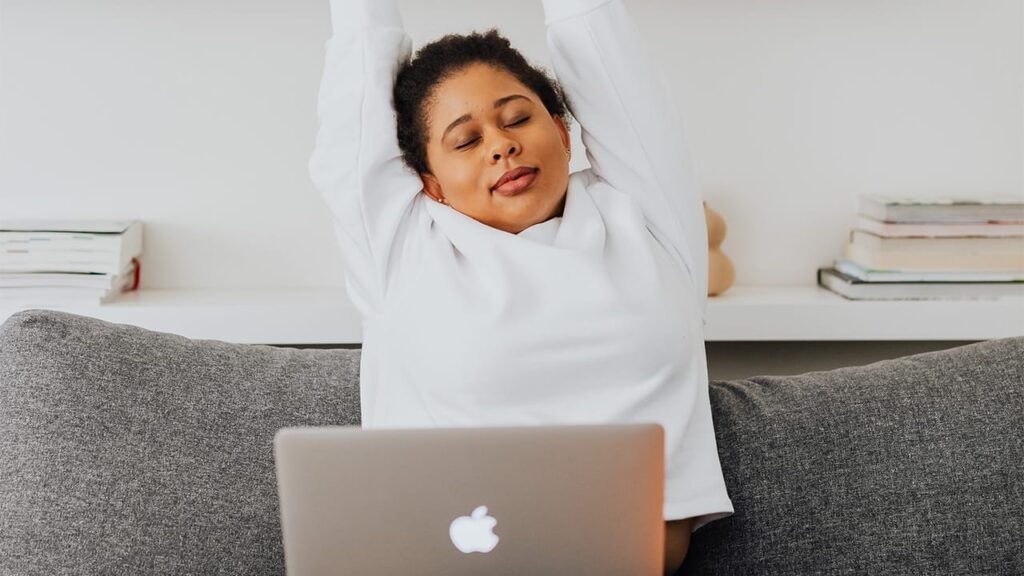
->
xmin=455 ymin=117 xmax=530 ymax=151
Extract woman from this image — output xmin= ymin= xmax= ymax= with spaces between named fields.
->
xmin=309 ymin=0 xmax=734 ymax=573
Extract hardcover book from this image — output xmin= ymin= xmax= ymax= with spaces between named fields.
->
xmin=858 ymin=195 xmax=1024 ymax=224
xmin=818 ymin=267 xmax=1024 ymax=300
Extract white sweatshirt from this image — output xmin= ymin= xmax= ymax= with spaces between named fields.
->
xmin=309 ymin=0 xmax=733 ymax=531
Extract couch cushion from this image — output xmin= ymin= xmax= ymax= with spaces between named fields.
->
xmin=0 ymin=309 xmax=361 ymax=575
xmin=3 ymin=309 xmax=1022 ymax=575
xmin=684 ymin=336 xmax=1024 ymax=575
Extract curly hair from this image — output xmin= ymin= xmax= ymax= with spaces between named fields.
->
xmin=393 ymin=28 xmax=572 ymax=176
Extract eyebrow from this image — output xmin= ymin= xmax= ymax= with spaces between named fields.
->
xmin=440 ymin=94 xmax=532 ymax=143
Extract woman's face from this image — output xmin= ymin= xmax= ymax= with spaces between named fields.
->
xmin=420 ymin=63 xmax=571 ymax=235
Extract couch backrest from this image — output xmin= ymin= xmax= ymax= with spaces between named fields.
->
xmin=1 ymin=309 xmax=1022 ymax=575
xmin=0 ymin=309 xmax=361 ymax=575
xmin=684 ymin=333 xmax=1024 ymax=574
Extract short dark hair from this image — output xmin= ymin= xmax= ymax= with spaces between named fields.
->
xmin=393 ymin=28 xmax=572 ymax=175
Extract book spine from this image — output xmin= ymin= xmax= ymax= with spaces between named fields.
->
xmin=0 ymin=239 xmax=124 ymax=252
xmin=820 ymin=267 xmax=1024 ymax=299
xmin=835 ymin=259 xmax=1024 ymax=282
xmin=851 ymin=230 xmax=1024 ymax=252
xmin=0 ymin=231 xmax=123 ymax=247
xmin=873 ymin=207 xmax=1024 ymax=224
xmin=846 ymin=244 xmax=1024 ymax=271
xmin=856 ymin=216 xmax=1024 ymax=238
xmin=0 ymin=263 xmax=124 ymax=274
xmin=817 ymin=269 xmax=857 ymax=300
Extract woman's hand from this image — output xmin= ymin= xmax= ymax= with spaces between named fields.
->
xmin=664 ymin=517 xmax=695 ymax=575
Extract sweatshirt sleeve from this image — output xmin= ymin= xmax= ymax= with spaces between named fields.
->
xmin=541 ymin=0 xmax=710 ymax=320
xmin=308 ymin=0 xmax=423 ymax=318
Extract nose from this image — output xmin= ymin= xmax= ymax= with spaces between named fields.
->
xmin=489 ymin=137 xmax=519 ymax=162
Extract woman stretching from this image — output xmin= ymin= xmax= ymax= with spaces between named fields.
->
xmin=309 ymin=0 xmax=734 ymax=572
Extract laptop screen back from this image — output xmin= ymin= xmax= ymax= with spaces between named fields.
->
xmin=274 ymin=423 xmax=664 ymax=576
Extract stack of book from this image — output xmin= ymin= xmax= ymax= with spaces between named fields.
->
xmin=818 ymin=196 xmax=1024 ymax=300
xmin=0 ymin=220 xmax=143 ymax=305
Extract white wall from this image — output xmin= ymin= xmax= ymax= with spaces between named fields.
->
xmin=2 ymin=0 xmax=1021 ymax=289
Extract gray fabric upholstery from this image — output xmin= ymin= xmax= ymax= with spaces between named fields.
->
xmin=0 ymin=310 xmax=360 ymax=575
xmin=1 ymin=309 xmax=1022 ymax=575
xmin=683 ymin=336 xmax=1024 ymax=575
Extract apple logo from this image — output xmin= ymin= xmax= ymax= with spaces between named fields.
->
xmin=449 ymin=505 xmax=500 ymax=553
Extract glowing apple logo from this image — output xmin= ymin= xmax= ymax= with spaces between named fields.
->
xmin=449 ymin=505 xmax=499 ymax=553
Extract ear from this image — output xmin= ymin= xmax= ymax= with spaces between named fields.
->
xmin=553 ymin=115 xmax=570 ymax=152
xmin=420 ymin=172 xmax=445 ymax=203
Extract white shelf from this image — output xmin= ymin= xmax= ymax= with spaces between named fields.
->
xmin=1 ymin=285 xmax=1021 ymax=344
xmin=1 ymin=288 xmax=362 ymax=345
xmin=707 ymin=285 xmax=1022 ymax=341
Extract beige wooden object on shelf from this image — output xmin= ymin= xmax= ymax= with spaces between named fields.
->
xmin=705 ymin=202 xmax=735 ymax=296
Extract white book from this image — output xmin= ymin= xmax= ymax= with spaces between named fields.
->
xmin=0 ymin=261 xmax=137 ymax=289
xmin=835 ymin=260 xmax=1024 ymax=282
xmin=0 ymin=219 xmax=138 ymax=234
xmin=818 ymin=267 xmax=1024 ymax=300
xmin=0 ymin=234 xmax=126 ymax=252
xmin=0 ymin=274 xmax=136 ymax=305
xmin=858 ymin=195 xmax=1024 ymax=224
xmin=855 ymin=216 xmax=1024 ymax=238
xmin=0 ymin=257 xmax=134 ymax=275
xmin=850 ymin=229 xmax=1024 ymax=253
xmin=845 ymin=243 xmax=1024 ymax=271
xmin=0 ymin=220 xmax=143 ymax=274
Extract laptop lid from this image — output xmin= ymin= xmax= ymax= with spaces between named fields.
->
xmin=273 ymin=423 xmax=664 ymax=576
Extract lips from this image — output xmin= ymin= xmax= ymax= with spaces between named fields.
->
xmin=491 ymin=166 xmax=540 ymax=196
xmin=493 ymin=167 xmax=540 ymax=191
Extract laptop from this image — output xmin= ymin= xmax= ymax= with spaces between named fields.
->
xmin=273 ymin=423 xmax=665 ymax=575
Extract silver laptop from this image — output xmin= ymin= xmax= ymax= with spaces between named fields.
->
xmin=273 ymin=423 xmax=665 ymax=576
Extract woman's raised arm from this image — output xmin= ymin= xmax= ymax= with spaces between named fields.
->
xmin=308 ymin=0 xmax=424 ymax=318
xmin=542 ymin=0 xmax=709 ymax=317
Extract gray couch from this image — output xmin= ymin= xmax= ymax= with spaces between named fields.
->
xmin=0 ymin=309 xmax=1021 ymax=575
